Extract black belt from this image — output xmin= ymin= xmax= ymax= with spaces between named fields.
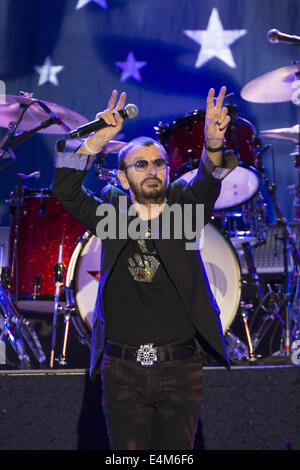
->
xmin=104 ymin=338 xmax=197 ymax=366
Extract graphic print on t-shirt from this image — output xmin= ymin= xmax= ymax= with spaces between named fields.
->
xmin=127 ymin=238 xmax=160 ymax=283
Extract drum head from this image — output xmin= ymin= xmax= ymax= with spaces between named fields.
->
xmin=67 ymin=224 xmax=241 ymax=338
xmin=157 ymin=107 xmax=259 ymax=210
xmin=178 ymin=164 xmax=260 ymax=210
xmin=66 ymin=234 xmax=101 ymax=331
xmin=200 ymin=223 xmax=241 ymax=332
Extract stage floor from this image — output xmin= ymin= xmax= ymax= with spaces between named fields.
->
xmin=0 ymin=364 xmax=299 ymax=451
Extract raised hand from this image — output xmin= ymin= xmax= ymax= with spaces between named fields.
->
xmin=79 ymin=90 xmax=127 ymax=154
xmin=204 ymin=86 xmax=230 ymax=150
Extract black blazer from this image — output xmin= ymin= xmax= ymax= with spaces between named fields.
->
xmin=52 ymin=150 xmax=232 ymax=379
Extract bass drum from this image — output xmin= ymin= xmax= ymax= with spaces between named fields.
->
xmin=66 ymin=223 xmax=241 ymax=344
xmin=200 ymin=223 xmax=241 ymax=332
xmin=65 ymin=232 xmax=101 ymax=345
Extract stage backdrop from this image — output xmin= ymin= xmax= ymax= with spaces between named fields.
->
xmin=0 ymin=0 xmax=299 ymax=228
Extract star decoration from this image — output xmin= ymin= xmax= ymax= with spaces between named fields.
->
xmin=76 ymin=0 xmax=107 ymax=9
xmin=115 ymin=51 xmax=147 ymax=82
xmin=183 ymin=8 xmax=247 ymax=68
xmin=34 ymin=56 xmax=64 ymax=86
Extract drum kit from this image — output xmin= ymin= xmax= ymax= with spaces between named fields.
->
xmin=154 ymin=66 xmax=300 ymax=365
xmin=1 ymin=62 xmax=300 ymax=369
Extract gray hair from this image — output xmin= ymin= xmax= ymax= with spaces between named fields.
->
xmin=118 ymin=136 xmax=168 ymax=170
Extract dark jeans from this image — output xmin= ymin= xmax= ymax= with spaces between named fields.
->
xmin=100 ymin=347 xmax=203 ymax=450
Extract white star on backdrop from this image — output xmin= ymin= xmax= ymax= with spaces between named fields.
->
xmin=183 ymin=8 xmax=247 ymax=68
xmin=34 ymin=56 xmax=64 ymax=86
xmin=76 ymin=0 xmax=107 ymax=9
xmin=115 ymin=51 xmax=147 ymax=82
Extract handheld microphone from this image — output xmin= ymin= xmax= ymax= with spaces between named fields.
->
xmin=68 ymin=103 xmax=139 ymax=139
xmin=267 ymin=29 xmax=300 ymax=45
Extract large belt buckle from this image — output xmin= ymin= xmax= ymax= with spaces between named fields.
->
xmin=136 ymin=343 xmax=158 ymax=367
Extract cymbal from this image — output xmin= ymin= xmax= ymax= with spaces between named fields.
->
xmin=0 ymin=94 xmax=88 ymax=134
xmin=260 ymin=124 xmax=299 ymax=143
xmin=101 ymin=140 xmax=127 ymax=154
xmin=65 ymin=139 xmax=127 ymax=153
xmin=241 ymin=63 xmax=300 ymax=103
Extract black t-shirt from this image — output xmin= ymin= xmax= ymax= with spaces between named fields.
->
xmin=104 ymin=221 xmax=196 ymax=347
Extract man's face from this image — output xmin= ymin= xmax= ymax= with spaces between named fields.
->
xmin=118 ymin=144 xmax=170 ymax=204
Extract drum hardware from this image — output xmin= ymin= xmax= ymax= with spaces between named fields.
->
xmin=242 ymin=241 xmax=264 ymax=302
xmin=0 ymin=95 xmax=76 ymax=152
xmin=94 ymin=141 xmax=127 ymax=185
xmin=50 ymin=244 xmax=65 ymax=368
xmin=0 ymin=130 xmax=16 ymax=172
xmin=260 ymin=124 xmax=300 ymax=144
xmin=222 ymin=193 xmax=267 ymax=253
xmin=9 ymin=175 xmax=29 ymax=300
xmin=48 ymin=232 xmax=96 ymax=368
xmin=58 ymin=304 xmax=78 ymax=367
xmin=290 ymin=271 xmax=300 ymax=341
xmin=0 ymin=273 xmax=46 ymax=369
xmin=242 ymin=62 xmax=300 ymax=359
xmin=224 ymin=330 xmax=249 ymax=362
xmin=239 ymin=302 xmax=257 ymax=363
xmin=249 ymin=283 xmax=288 ymax=355
xmin=95 ymin=156 xmax=119 ymax=185
xmin=9 ymin=172 xmax=40 ymax=302
xmin=33 ymin=275 xmax=41 ymax=299
xmin=250 ymin=149 xmax=300 ymax=359
xmin=280 ymin=234 xmax=292 ymax=356
xmin=291 ymin=340 xmax=300 ymax=365
xmin=228 ymin=240 xmax=263 ymax=363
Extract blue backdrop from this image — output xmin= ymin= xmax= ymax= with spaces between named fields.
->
xmin=0 ymin=0 xmax=299 ymax=227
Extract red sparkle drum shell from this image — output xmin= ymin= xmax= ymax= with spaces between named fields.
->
xmin=157 ymin=107 xmax=258 ymax=180
xmin=8 ymin=189 xmax=86 ymax=311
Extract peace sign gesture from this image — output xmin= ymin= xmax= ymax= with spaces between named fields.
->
xmin=204 ymin=86 xmax=230 ymax=150
xmin=81 ymin=90 xmax=127 ymax=154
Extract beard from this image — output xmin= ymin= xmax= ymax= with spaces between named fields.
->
xmin=127 ymin=176 xmax=167 ymax=205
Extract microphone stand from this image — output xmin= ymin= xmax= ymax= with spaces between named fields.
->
xmin=7 ymin=117 xmax=61 ymax=148
xmin=5 ymin=98 xmax=71 ymax=149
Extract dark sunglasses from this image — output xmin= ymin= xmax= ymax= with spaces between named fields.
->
xmin=125 ymin=158 xmax=168 ymax=172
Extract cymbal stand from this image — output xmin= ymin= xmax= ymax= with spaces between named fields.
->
xmin=50 ymin=244 xmax=65 ymax=368
xmin=0 ymin=176 xmax=46 ymax=368
xmin=0 ymin=273 xmax=46 ymax=368
xmin=0 ymin=283 xmax=31 ymax=369
xmin=242 ymin=241 xmax=264 ymax=301
xmin=241 ymin=235 xmax=293 ymax=355
xmin=238 ymin=242 xmax=263 ymax=363
xmin=95 ymin=153 xmax=118 ymax=185
xmin=257 ymin=151 xmax=300 ymax=357
xmin=9 ymin=175 xmax=25 ymax=300
xmin=289 ymin=105 xmax=300 ymax=343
